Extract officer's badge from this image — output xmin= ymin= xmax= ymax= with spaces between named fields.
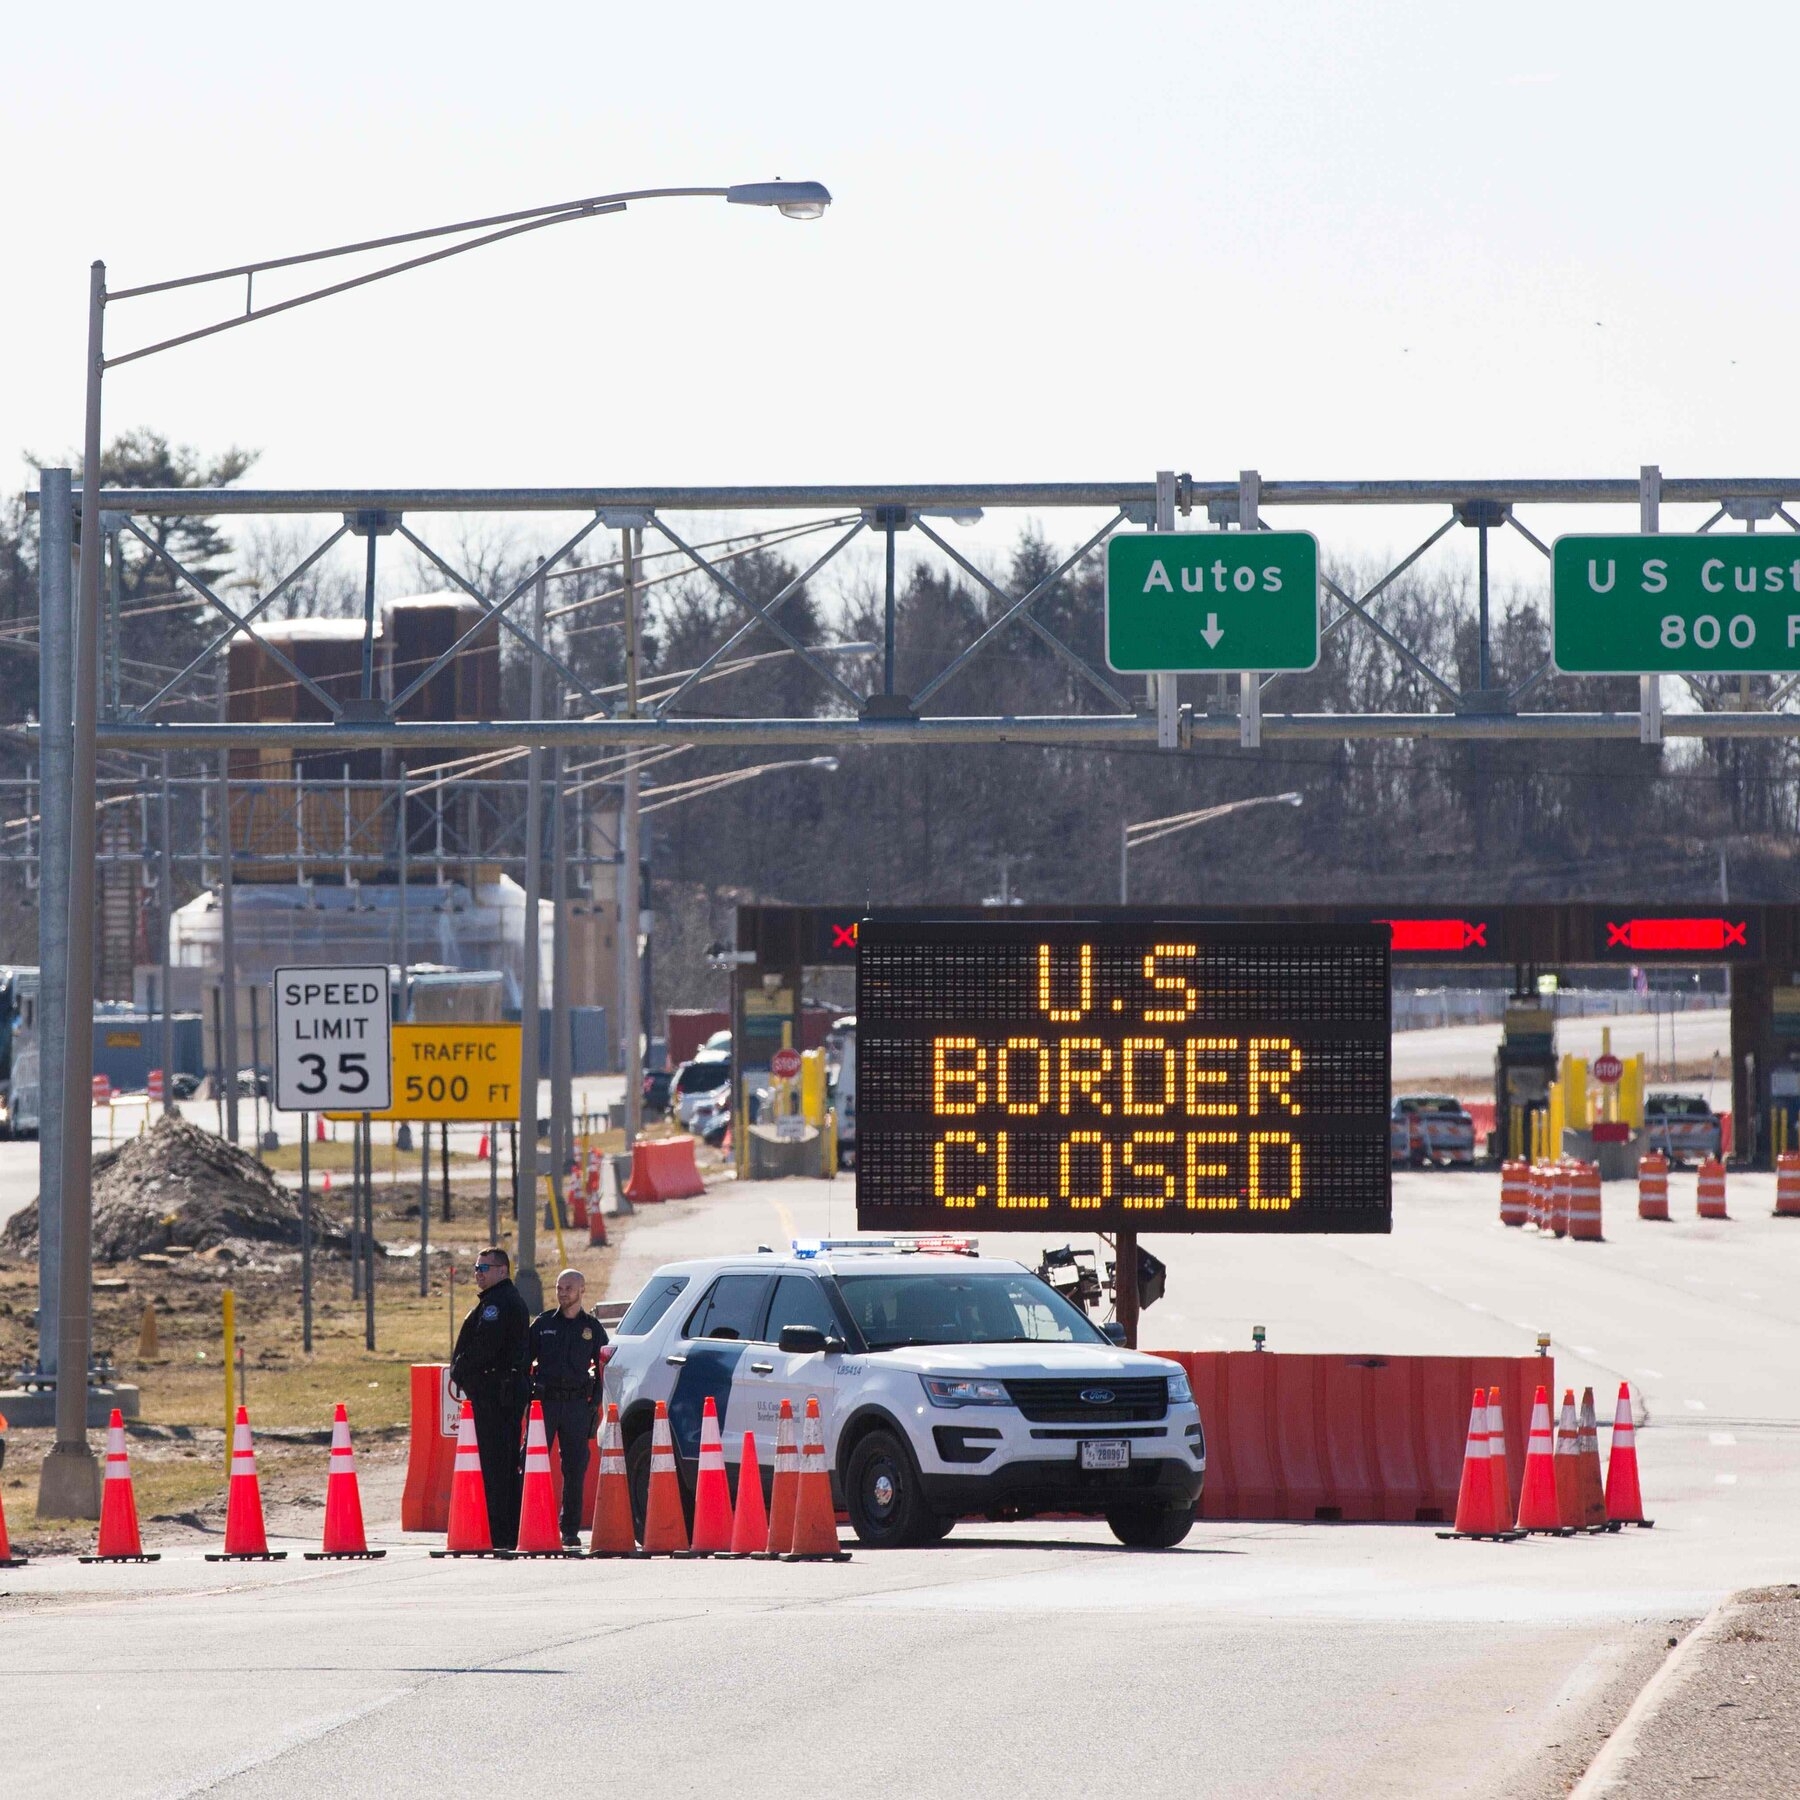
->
xmin=582 ymin=1328 xmax=593 ymax=1341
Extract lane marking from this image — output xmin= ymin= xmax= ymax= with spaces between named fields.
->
xmin=1685 ymin=1399 xmax=1708 ymax=1412
xmin=1715 ymin=1472 xmax=1739 ymax=1485
xmin=1639 ymin=1368 xmax=1664 ymax=1380
xmin=1709 ymin=1432 xmax=1737 ymax=1447
xmin=1572 ymin=1344 xmax=1598 ymax=1357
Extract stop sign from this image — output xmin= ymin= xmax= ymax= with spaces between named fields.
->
xmin=1592 ymin=1053 xmax=1623 ymax=1085
xmin=770 ymin=1048 xmax=803 ymax=1080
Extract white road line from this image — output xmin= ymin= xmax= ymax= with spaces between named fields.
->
xmin=1572 ymin=1344 xmax=1597 ymax=1357
xmin=1685 ymin=1398 xmax=1708 ymax=1411
xmin=1709 ymin=1432 xmax=1737 ymax=1447
xmin=1639 ymin=1368 xmax=1664 ymax=1380
xmin=1742 ymin=1292 xmax=1762 ymax=1301
xmin=1715 ymin=1472 xmax=1739 ymax=1485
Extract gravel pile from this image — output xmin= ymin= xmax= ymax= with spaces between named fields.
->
xmin=1 ymin=1116 xmax=353 ymax=1263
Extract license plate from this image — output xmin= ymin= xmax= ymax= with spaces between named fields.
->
xmin=1079 ymin=1439 xmax=1130 ymax=1471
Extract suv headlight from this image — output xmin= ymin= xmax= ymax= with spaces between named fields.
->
xmin=921 ymin=1376 xmax=1014 ymax=1408
xmin=1165 ymin=1368 xmax=1194 ymax=1405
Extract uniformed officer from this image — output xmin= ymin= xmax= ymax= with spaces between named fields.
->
xmin=527 ymin=1268 xmax=609 ymax=1548
xmin=449 ymin=1246 xmax=531 ymax=1550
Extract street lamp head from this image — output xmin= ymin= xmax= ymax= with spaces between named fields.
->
xmin=726 ymin=180 xmax=832 ymax=220
xmin=808 ymin=757 xmax=841 ymax=772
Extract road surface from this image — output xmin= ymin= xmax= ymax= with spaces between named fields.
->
xmin=4 ymin=1164 xmax=1793 ymax=1797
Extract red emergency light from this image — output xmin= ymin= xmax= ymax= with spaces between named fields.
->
xmin=1604 ymin=917 xmax=1747 ymax=953
xmin=1373 ymin=917 xmax=1488 ymax=953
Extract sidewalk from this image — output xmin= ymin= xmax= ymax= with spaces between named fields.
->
xmin=1573 ymin=1585 xmax=1800 ymax=1797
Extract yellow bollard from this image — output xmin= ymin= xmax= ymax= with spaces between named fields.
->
xmin=222 ymin=1286 xmax=236 ymax=1476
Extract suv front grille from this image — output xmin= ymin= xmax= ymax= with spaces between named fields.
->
xmin=1003 ymin=1376 xmax=1168 ymax=1424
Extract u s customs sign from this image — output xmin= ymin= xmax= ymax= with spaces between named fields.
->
xmin=272 ymin=965 xmax=392 ymax=1113
xmin=1105 ymin=531 xmax=1320 ymax=673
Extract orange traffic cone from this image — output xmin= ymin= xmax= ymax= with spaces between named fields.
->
xmin=0 ymin=1465 xmax=23 ymax=1567
xmin=1577 ymin=1388 xmax=1609 ymax=1530
xmin=725 ymin=1432 xmax=769 ymax=1558
xmin=1514 ymin=1385 xmax=1567 ymax=1533
xmin=1438 ymin=1388 xmax=1520 ymax=1540
xmin=431 ymin=1400 xmax=506 ymax=1557
xmin=589 ymin=1404 xmax=642 ymax=1557
xmin=752 ymin=1399 xmax=799 ymax=1559
xmin=304 ymin=1403 xmax=383 ymax=1559
xmin=1485 ymin=1386 xmax=1514 ymax=1535
xmin=677 ymin=1396 xmax=735 ymax=1556
xmin=80 ymin=1408 xmax=159 ymax=1563
xmin=514 ymin=1401 xmax=570 ymax=1555
xmin=783 ymin=1396 xmax=851 ymax=1562
xmin=639 ymin=1401 xmax=689 ymax=1554
xmin=207 ymin=1406 xmax=285 ymax=1561
xmin=1603 ymin=1382 xmax=1653 ymax=1527
xmin=1552 ymin=1389 xmax=1581 ymax=1529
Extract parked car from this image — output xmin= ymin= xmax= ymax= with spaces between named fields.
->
xmin=1642 ymin=1091 xmax=1722 ymax=1163
xmin=1390 ymin=1094 xmax=1476 ymax=1168
xmin=642 ymin=1067 xmax=675 ymax=1118
xmin=673 ymin=1055 xmax=733 ymax=1127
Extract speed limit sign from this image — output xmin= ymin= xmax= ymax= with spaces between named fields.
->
xmin=272 ymin=965 xmax=393 ymax=1112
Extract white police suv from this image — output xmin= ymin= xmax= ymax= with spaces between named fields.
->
xmin=602 ymin=1237 xmax=1205 ymax=1548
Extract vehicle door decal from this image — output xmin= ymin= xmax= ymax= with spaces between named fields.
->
xmin=669 ymin=1340 xmax=749 ymax=1463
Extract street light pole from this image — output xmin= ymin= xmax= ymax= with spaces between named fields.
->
xmin=620 ymin=529 xmax=643 ymax=1153
xmin=40 ymin=178 xmax=830 ymax=1517
xmin=39 ymin=264 xmax=107 ymax=1516
xmin=1118 ymin=791 xmax=1305 ymax=904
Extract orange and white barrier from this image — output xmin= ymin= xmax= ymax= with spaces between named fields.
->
xmin=1696 ymin=1156 xmax=1729 ymax=1220
xmin=1552 ymin=1388 xmax=1581 ymax=1527
xmin=207 ymin=1406 xmax=284 ymax=1561
xmin=727 ymin=1431 xmax=769 ymax=1558
xmin=1576 ymin=1388 xmax=1608 ymax=1530
xmin=1776 ymin=1152 xmax=1800 ymax=1218
xmin=1567 ymin=1162 xmax=1604 ymax=1242
xmin=640 ymin=1402 xmax=689 ymax=1554
xmin=1513 ymin=1386 xmax=1564 ymax=1533
xmin=589 ymin=1404 xmax=640 ymax=1557
xmin=1604 ymin=1382 xmax=1652 ymax=1527
xmin=783 ymin=1396 xmax=851 ymax=1561
xmin=1499 ymin=1160 xmax=1530 ymax=1228
xmin=514 ymin=1401 xmax=567 ymax=1556
xmin=681 ymin=1396 xmax=735 ymax=1556
xmin=431 ymin=1400 xmax=502 ymax=1557
xmin=1637 ymin=1152 xmax=1670 ymax=1221
xmin=80 ymin=1408 xmax=158 ymax=1564
xmin=754 ymin=1399 xmax=800 ymax=1558
xmin=307 ymin=1403 xmax=383 ymax=1559
xmin=623 ymin=1136 xmax=706 ymax=1204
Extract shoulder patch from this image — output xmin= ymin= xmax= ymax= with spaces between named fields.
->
xmin=481 ymin=1303 xmax=499 ymax=1321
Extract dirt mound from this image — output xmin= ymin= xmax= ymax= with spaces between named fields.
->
xmin=1 ymin=1116 xmax=353 ymax=1263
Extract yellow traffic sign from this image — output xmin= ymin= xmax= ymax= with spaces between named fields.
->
xmin=327 ymin=1023 xmax=521 ymax=1122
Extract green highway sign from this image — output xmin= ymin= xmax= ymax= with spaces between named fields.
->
xmin=1105 ymin=531 xmax=1320 ymax=673
xmin=1553 ymin=534 xmax=1800 ymax=674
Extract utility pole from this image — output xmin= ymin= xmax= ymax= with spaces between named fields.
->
xmin=514 ymin=577 xmax=545 ymax=1312
xmin=158 ymin=750 xmax=174 ymax=1115
xmin=550 ymin=741 xmax=572 ymax=1220
xmin=35 ymin=470 xmax=72 ymax=1383
xmin=620 ymin=528 xmax=643 ymax=1151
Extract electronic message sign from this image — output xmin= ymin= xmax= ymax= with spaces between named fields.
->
xmin=855 ymin=920 xmax=1391 ymax=1234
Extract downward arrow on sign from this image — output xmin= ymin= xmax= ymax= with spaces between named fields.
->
xmin=1199 ymin=612 xmax=1223 ymax=649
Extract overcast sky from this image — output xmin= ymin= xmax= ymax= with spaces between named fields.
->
xmin=5 ymin=2 xmax=1796 ymax=581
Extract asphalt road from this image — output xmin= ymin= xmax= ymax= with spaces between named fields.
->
xmin=5 ymin=1163 xmax=1793 ymax=1797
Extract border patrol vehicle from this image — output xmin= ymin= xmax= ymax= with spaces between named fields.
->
xmin=603 ymin=1237 xmax=1205 ymax=1547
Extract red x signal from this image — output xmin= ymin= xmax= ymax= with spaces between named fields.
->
xmin=1605 ymin=916 xmax=1748 ymax=953
xmin=830 ymin=922 xmax=859 ymax=950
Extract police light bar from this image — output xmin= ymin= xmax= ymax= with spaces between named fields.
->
xmin=791 ymin=1235 xmax=981 ymax=1258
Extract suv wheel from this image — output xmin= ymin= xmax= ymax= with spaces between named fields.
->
xmin=1105 ymin=1504 xmax=1195 ymax=1549
xmin=845 ymin=1429 xmax=935 ymax=1548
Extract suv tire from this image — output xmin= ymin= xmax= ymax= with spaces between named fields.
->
xmin=1105 ymin=1503 xmax=1195 ymax=1549
xmin=845 ymin=1428 xmax=936 ymax=1548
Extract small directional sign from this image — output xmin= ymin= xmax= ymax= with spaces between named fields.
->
xmin=1553 ymin=535 xmax=1800 ymax=673
xmin=1105 ymin=531 xmax=1320 ymax=673
xmin=272 ymin=965 xmax=393 ymax=1113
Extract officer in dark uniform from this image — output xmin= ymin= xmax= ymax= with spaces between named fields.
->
xmin=527 ymin=1268 xmax=609 ymax=1547
xmin=449 ymin=1246 xmax=532 ymax=1550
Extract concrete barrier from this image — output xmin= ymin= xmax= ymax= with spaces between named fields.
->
xmin=623 ymin=1135 xmax=706 ymax=1204
xmin=402 ymin=1362 xmax=599 ymax=1533
xmin=1153 ymin=1350 xmax=1550 ymax=1523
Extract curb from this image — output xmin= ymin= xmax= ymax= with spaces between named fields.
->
xmin=1568 ymin=1596 xmax=1734 ymax=1799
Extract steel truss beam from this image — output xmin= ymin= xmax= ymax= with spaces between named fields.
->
xmin=38 ymin=473 xmax=1800 ymax=748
